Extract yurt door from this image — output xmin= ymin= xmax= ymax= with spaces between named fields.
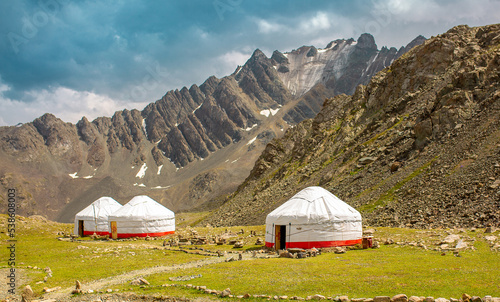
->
xmin=78 ymin=220 xmax=84 ymax=237
xmin=110 ymin=221 xmax=117 ymax=239
xmin=275 ymin=225 xmax=287 ymax=250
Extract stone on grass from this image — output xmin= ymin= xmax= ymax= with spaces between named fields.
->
xmin=220 ymin=288 xmax=231 ymax=297
xmin=22 ymin=285 xmax=34 ymax=299
xmin=391 ymin=294 xmax=408 ymax=302
xmin=313 ymin=294 xmax=326 ymax=300
xmin=374 ymin=297 xmax=391 ymax=302
xmin=338 ymin=296 xmax=349 ymax=302
xmin=334 ymin=247 xmax=347 ymax=254
xmin=435 ymin=298 xmax=449 ymax=302
xmin=408 ymin=297 xmax=422 ymax=302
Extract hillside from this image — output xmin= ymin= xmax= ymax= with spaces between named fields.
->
xmin=0 ymin=34 xmax=423 ymax=222
xmin=202 ymin=24 xmax=500 ymax=229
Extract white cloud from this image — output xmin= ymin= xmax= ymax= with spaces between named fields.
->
xmin=0 ymin=82 xmax=149 ymax=126
xmin=219 ymin=50 xmax=251 ymax=68
xmin=256 ymin=19 xmax=284 ymax=34
xmin=299 ymin=12 xmax=331 ymax=33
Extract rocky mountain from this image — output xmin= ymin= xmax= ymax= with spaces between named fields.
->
xmin=203 ymin=24 xmax=500 ymax=229
xmin=0 ymin=33 xmax=424 ymax=222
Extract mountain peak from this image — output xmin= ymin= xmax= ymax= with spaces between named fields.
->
xmin=356 ymin=33 xmax=377 ymax=49
xmin=250 ymin=49 xmax=268 ymax=61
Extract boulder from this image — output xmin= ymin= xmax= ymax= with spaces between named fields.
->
xmin=334 ymin=247 xmax=347 ymax=254
xmin=391 ymin=294 xmax=408 ymax=302
xmin=221 ymin=288 xmax=231 ymax=297
xmin=22 ymin=285 xmax=34 ymax=299
xmin=442 ymin=234 xmax=461 ymax=243
xmin=359 ymin=157 xmax=377 ymax=165
xmin=374 ymin=297 xmax=391 ymax=302
xmin=279 ymin=250 xmax=294 ymax=258
xmin=408 ymin=296 xmax=422 ymax=302
xmin=390 ymin=162 xmax=401 ymax=172
xmin=313 ymin=294 xmax=326 ymax=300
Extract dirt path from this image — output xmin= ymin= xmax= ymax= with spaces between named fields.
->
xmin=43 ymin=254 xmax=243 ymax=300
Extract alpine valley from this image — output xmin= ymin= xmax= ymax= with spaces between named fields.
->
xmin=1 ymin=31 xmax=430 ymax=223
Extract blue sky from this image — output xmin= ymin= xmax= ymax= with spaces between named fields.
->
xmin=0 ymin=0 xmax=499 ymax=126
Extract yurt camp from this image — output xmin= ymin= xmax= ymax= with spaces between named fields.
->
xmin=265 ymin=186 xmax=362 ymax=249
xmin=74 ymin=196 xmax=123 ymax=237
xmin=107 ymin=195 xmax=175 ymax=239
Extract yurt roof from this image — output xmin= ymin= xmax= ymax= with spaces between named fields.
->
xmin=75 ymin=197 xmax=123 ymax=220
xmin=108 ymin=195 xmax=174 ymax=221
xmin=266 ymin=186 xmax=361 ymax=224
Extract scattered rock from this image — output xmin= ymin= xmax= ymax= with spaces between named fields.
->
xmin=313 ymin=294 xmax=326 ymax=300
xmin=390 ymin=162 xmax=401 ymax=172
xmin=364 ymin=229 xmax=376 ymax=235
xmin=409 ymin=296 xmax=423 ymax=302
xmin=42 ymin=286 xmax=61 ymax=293
xmin=359 ymin=157 xmax=378 ymax=165
xmin=333 ymin=247 xmax=347 ymax=254
xmin=221 ymin=288 xmax=231 ymax=297
xmin=485 ymin=235 xmax=497 ymax=242
xmin=392 ymin=294 xmax=408 ymax=302
xmin=130 ymin=278 xmax=149 ymax=285
xmin=338 ymin=296 xmax=349 ymax=302
xmin=279 ymin=250 xmax=294 ymax=258
xmin=22 ymin=285 xmax=34 ymax=300
xmin=441 ymin=234 xmax=460 ymax=244
xmin=374 ymin=297 xmax=391 ymax=302
xmin=489 ymin=179 xmax=500 ymax=189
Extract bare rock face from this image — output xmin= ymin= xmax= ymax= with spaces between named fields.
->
xmin=274 ymin=33 xmax=425 ymax=99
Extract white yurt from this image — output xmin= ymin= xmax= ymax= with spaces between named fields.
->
xmin=265 ymin=186 xmax=362 ymax=249
xmin=107 ymin=195 xmax=175 ymax=239
xmin=74 ymin=197 xmax=123 ymax=237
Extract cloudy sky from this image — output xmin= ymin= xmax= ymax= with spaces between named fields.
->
xmin=0 ymin=0 xmax=498 ymax=126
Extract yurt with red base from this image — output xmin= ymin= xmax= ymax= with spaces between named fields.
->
xmin=74 ymin=197 xmax=123 ymax=237
xmin=108 ymin=195 xmax=175 ymax=239
xmin=265 ymin=186 xmax=362 ymax=250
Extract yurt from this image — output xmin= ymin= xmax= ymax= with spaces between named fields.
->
xmin=265 ymin=186 xmax=362 ymax=249
xmin=74 ymin=197 xmax=123 ymax=237
xmin=107 ymin=195 xmax=175 ymax=239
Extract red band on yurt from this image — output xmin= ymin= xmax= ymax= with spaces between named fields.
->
xmin=265 ymin=239 xmax=362 ymax=249
xmin=115 ymin=230 xmax=175 ymax=238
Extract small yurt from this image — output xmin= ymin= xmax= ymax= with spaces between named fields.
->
xmin=107 ymin=195 xmax=175 ymax=239
xmin=74 ymin=197 xmax=123 ymax=237
xmin=265 ymin=186 xmax=362 ymax=249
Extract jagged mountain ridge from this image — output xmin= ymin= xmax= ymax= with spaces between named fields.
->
xmin=0 ymin=33 xmax=424 ymax=222
xmin=202 ymin=24 xmax=500 ymax=229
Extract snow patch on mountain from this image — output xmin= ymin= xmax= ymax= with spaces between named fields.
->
xmin=136 ymin=163 xmax=147 ymax=178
